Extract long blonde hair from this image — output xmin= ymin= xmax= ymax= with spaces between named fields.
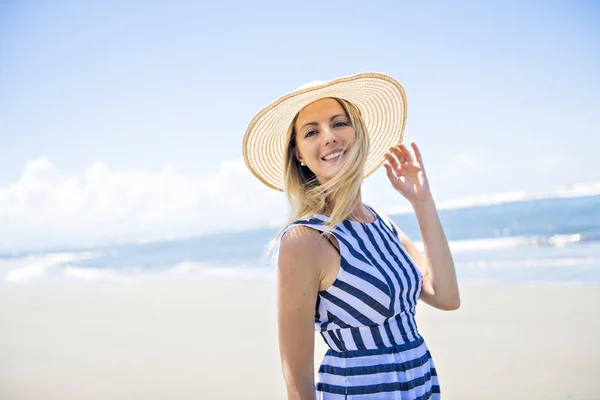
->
xmin=269 ymin=97 xmax=370 ymax=251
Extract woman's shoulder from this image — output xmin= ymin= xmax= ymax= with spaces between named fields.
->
xmin=278 ymin=224 xmax=329 ymax=274
xmin=281 ymin=213 xmax=327 ymax=236
xmin=280 ymin=224 xmax=324 ymax=250
xmin=280 ymin=212 xmax=332 ymax=250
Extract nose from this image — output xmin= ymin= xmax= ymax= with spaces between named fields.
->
xmin=321 ymin=125 xmax=337 ymax=144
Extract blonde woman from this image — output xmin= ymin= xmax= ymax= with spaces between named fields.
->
xmin=243 ymin=73 xmax=460 ymax=399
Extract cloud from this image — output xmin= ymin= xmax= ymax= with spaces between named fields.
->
xmin=0 ymin=157 xmax=286 ymax=252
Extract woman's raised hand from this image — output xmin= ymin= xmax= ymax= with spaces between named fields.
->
xmin=383 ymin=142 xmax=432 ymax=205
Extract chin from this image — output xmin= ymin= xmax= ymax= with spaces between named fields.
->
xmin=320 ymin=166 xmax=345 ymax=181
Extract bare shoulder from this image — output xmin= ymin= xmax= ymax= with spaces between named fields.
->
xmin=279 ymin=225 xmax=325 ymax=274
xmin=280 ymin=225 xmax=323 ymax=253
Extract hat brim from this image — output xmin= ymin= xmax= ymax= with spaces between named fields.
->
xmin=242 ymin=72 xmax=407 ymax=192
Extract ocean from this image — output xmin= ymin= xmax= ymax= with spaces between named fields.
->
xmin=2 ymin=195 xmax=599 ymax=285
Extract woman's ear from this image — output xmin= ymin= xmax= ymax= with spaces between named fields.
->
xmin=294 ymin=149 xmax=304 ymax=165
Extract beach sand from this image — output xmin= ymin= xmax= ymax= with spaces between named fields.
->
xmin=1 ymin=282 xmax=599 ymax=399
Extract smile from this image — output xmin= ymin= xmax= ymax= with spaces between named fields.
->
xmin=322 ymin=150 xmax=345 ymax=162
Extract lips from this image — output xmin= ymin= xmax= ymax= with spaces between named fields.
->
xmin=322 ymin=148 xmax=345 ymax=161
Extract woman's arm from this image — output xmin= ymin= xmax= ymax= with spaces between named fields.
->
xmin=383 ymin=142 xmax=460 ymax=311
xmin=411 ymin=199 xmax=460 ymax=310
xmin=277 ymin=226 xmax=322 ymax=400
xmin=397 ymin=201 xmax=460 ymax=310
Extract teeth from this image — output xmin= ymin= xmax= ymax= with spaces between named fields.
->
xmin=323 ymin=151 xmax=343 ymax=161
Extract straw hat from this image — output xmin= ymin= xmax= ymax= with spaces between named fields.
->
xmin=242 ymin=72 xmax=407 ymax=192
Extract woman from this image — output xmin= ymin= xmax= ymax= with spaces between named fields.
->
xmin=243 ymin=72 xmax=460 ymax=399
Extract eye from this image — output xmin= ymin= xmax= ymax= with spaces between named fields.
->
xmin=334 ymin=121 xmax=348 ymax=128
xmin=305 ymin=130 xmax=317 ymax=138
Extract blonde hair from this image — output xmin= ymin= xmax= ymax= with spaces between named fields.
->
xmin=265 ymin=97 xmax=369 ymax=258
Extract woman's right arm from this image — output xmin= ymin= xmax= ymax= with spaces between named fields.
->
xmin=277 ymin=226 xmax=322 ymax=400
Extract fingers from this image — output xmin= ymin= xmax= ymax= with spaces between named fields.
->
xmin=411 ymin=142 xmax=423 ymax=164
xmin=391 ymin=146 xmax=406 ymax=163
xmin=383 ymin=163 xmax=397 ymax=183
xmin=400 ymin=144 xmax=415 ymax=162
xmin=385 ymin=141 xmax=423 ymax=171
xmin=387 ymin=143 xmax=412 ymax=164
xmin=389 ymin=142 xmax=423 ymax=163
xmin=385 ymin=150 xmax=401 ymax=171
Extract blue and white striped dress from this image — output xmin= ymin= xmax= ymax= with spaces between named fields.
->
xmin=284 ymin=204 xmax=441 ymax=399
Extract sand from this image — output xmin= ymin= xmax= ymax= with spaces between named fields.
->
xmin=1 ymin=282 xmax=599 ymax=399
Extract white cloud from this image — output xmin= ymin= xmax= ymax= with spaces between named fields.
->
xmin=0 ymin=157 xmax=286 ymax=252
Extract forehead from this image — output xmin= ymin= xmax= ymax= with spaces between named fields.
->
xmin=295 ymin=98 xmax=346 ymax=125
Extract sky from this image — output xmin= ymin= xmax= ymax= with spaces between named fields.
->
xmin=0 ymin=1 xmax=599 ymax=252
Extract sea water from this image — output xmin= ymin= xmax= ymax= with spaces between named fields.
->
xmin=2 ymin=195 xmax=599 ymax=285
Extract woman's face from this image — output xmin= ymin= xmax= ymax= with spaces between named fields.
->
xmin=293 ymin=98 xmax=356 ymax=182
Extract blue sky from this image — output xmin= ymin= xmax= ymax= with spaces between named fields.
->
xmin=0 ymin=1 xmax=599 ymax=251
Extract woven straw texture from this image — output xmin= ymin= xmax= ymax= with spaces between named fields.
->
xmin=242 ymin=72 xmax=407 ymax=192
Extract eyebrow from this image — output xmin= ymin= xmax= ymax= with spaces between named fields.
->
xmin=299 ymin=114 xmax=347 ymax=132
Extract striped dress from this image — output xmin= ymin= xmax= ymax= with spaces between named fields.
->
xmin=284 ymin=204 xmax=441 ymax=399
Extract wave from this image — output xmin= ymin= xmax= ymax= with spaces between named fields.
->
xmin=0 ymin=254 xmax=275 ymax=284
xmin=2 ymin=251 xmax=598 ymax=285
xmin=1 ymin=251 xmax=102 ymax=284
xmin=0 ymin=233 xmax=593 ymax=285
xmin=411 ymin=234 xmax=583 ymax=253
xmin=459 ymin=256 xmax=600 ymax=269
xmin=62 ymin=262 xmax=276 ymax=284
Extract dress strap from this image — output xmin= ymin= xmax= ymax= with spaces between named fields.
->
xmin=324 ymin=234 xmax=340 ymax=255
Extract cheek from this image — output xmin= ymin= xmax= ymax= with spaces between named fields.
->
xmin=343 ymin=127 xmax=358 ymax=145
xmin=297 ymin=141 xmax=316 ymax=159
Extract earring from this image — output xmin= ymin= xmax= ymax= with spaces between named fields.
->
xmin=300 ymin=162 xmax=305 ymax=166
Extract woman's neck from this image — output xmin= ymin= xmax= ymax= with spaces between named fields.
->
xmin=323 ymin=194 xmax=371 ymax=222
